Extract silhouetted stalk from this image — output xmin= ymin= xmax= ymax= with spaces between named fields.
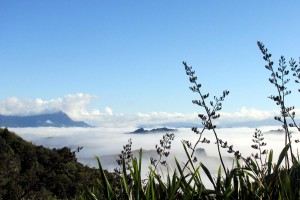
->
xmin=183 ymin=61 xmax=228 ymax=176
xmin=182 ymin=127 xmax=206 ymax=171
xmin=151 ymin=133 xmax=175 ymax=171
xmin=257 ymin=42 xmax=294 ymax=166
xmin=211 ymin=129 xmax=227 ymax=175
xmin=251 ymin=129 xmax=268 ymax=176
xmin=280 ymin=59 xmax=293 ymax=165
xmin=288 ymin=58 xmax=300 ymax=137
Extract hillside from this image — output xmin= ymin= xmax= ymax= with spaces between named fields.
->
xmin=0 ymin=128 xmax=117 ymax=199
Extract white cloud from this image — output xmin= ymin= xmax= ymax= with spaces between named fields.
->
xmin=0 ymin=94 xmax=108 ymax=122
xmin=219 ymin=107 xmax=279 ymax=122
xmin=1 ymin=94 xmax=299 ymax=128
xmin=220 ymin=107 xmax=279 ymax=121
xmin=0 ymin=95 xmax=197 ymax=127
xmin=105 ymin=107 xmax=113 ymax=115
xmin=11 ymin=126 xmax=296 ymax=185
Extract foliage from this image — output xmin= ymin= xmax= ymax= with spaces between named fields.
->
xmin=0 ymin=127 xmax=114 ymax=200
xmin=81 ymin=42 xmax=300 ymax=199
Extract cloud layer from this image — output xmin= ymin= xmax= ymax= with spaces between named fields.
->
xmin=0 ymin=94 xmax=299 ymax=127
xmin=11 ymin=126 xmax=298 ymax=187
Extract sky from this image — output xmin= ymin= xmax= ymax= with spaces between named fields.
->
xmin=1 ymin=1 xmax=300 ymax=127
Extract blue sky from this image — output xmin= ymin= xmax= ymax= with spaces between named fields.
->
xmin=0 ymin=1 xmax=300 ymax=126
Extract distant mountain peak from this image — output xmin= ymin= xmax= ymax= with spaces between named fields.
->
xmin=0 ymin=111 xmax=92 ymax=128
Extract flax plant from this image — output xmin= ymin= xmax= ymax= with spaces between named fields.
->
xmin=183 ymin=61 xmax=240 ymax=177
xmin=257 ymin=41 xmax=299 ymax=165
xmin=82 ymin=42 xmax=300 ymax=199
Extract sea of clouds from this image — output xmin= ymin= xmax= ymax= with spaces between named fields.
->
xmin=10 ymin=126 xmax=300 ymax=185
xmin=3 ymin=94 xmax=300 ymax=187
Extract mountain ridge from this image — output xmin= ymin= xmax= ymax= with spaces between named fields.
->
xmin=0 ymin=111 xmax=91 ymax=127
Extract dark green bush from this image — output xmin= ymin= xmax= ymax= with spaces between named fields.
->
xmin=0 ymin=128 xmax=102 ymax=199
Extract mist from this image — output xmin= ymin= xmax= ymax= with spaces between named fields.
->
xmin=9 ymin=126 xmax=300 ymax=187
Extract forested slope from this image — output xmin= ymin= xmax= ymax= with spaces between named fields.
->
xmin=0 ymin=128 xmax=117 ymax=199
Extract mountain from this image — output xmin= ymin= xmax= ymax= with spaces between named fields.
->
xmin=129 ymin=127 xmax=177 ymax=134
xmin=0 ymin=111 xmax=91 ymax=128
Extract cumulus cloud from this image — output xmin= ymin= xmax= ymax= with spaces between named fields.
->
xmin=105 ymin=107 xmax=113 ymax=115
xmin=0 ymin=94 xmax=110 ymax=123
xmin=220 ymin=107 xmax=279 ymax=121
xmin=0 ymin=94 xmax=299 ymax=128
xmin=0 ymin=94 xmax=197 ymax=127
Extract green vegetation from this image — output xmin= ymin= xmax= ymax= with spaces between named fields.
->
xmin=0 ymin=128 xmax=119 ymax=199
xmin=82 ymin=42 xmax=300 ymax=199
xmin=1 ymin=42 xmax=300 ymax=199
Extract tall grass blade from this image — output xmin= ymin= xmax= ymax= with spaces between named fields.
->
xmin=200 ymin=162 xmax=216 ymax=190
xmin=275 ymin=144 xmax=290 ymax=173
xmin=96 ymin=156 xmax=115 ymax=199
xmin=268 ymin=149 xmax=273 ymax=175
